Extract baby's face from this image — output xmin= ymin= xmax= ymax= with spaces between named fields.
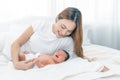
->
xmin=53 ymin=50 xmax=67 ymax=63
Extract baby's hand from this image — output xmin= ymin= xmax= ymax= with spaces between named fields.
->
xmin=32 ymin=58 xmax=46 ymax=68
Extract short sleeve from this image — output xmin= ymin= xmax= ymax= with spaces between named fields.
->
xmin=31 ymin=17 xmax=55 ymax=32
xmin=31 ymin=20 xmax=43 ymax=32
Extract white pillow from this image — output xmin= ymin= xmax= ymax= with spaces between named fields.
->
xmin=0 ymin=32 xmax=7 ymax=52
xmin=83 ymin=24 xmax=91 ymax=46
xmin=1 ymin=16 xmax=43 ymax=60
xmin=2 ymin=24 xmax=29 ymax=60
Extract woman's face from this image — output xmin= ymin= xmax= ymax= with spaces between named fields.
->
xmin=52 ymin=19 xmax=76 ymax=38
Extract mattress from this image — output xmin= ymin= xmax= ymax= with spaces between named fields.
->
xmin=65 ymin=44 xmax=120 ymax=80
xmin=0 ymin=44 xmax=120 ymax=80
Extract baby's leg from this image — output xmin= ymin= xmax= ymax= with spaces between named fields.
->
xmin=101 ymin=66 xmax=109 ymax=72
xmin=19 ymin=53 xmax=26 ymax=61
xmin=88 ymin=58 xmax=109 ymax=72
xmin=19 ymin=51 xmax=29 ymax=61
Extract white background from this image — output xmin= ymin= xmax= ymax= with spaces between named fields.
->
xmin=0 ymin=0 xmax=120 ymax=50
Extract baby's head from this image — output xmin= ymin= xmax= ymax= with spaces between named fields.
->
xmin=53 ymin=49 xmax=69 ymax=63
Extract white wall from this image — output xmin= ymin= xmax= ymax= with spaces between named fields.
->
xmin=55 ymin=0 xmax=120 ymax=50
xmin=0 ymin=0 xmax=54 ymax=24
xmin=0 ymin=0 xmax=120 ymax=50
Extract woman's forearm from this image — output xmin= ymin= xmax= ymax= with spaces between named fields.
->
xmin=11 ymin=42 xmax=21 ymax=65
xmin=10 ymin=26 xmax=34 ymax=70
xmin=11 ymin=26 xmax=33 ymax=64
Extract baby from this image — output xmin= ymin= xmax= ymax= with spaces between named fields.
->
xmin=19 ymin=50 xmax=109 ymax=72
xmin=19 ymin=50 xmax=69 ymax=68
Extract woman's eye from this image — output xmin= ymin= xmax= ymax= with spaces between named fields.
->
xmin=61 ymin=26 xmax=65 ymax=29
xmin=61 ymin=24 xmax=65 ymax=29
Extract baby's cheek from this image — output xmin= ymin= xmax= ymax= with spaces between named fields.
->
xmin=58 ymin=57 xmax=64 ymax=62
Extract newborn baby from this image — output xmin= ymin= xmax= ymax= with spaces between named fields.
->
xmin=19 ymin=49 xmax=69 ymax=68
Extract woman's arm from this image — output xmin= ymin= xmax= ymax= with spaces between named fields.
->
xmin=11 ymin=26 xmax=34 ymax=70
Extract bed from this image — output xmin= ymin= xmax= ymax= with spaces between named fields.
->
xmin=0 ymin=44 xmax=120 ymax=80
xmin=0 ymin=16 xmax=120 ymax=80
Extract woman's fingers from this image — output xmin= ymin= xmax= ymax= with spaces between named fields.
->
xmin=26 ymin=62 xmax=35 ymax=69
xmin=25 ymin=59 xmax=34 ymax=63
xmin=22 ymin=60 xmax=35 ymax=70
xmin=15 ymin=59 xmax=36 ymax=70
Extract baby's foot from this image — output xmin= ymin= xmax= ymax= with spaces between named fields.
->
xmin=101 ymin=66 xmax=109 ymax=72
xmin=19 ymin=54 xmax=25 ymax=61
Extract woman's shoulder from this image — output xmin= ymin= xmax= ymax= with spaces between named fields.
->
xmin=32 ymin=17 xmax=55 ymax=26
xmin=57 ymin=36 xmax=74 ymax=47
xmin=61 ymin=36 xmax=73 ymax=42
xmin=31 ymin=17 xmax=55 ymax=32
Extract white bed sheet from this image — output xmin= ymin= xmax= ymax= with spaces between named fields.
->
xmin=0 ymin=44 xmax=120 ymax=80
xmin=65 ymin=44 xmax=120 ymax=80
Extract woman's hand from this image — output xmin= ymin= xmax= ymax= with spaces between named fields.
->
xmin=14 ymin=59 xmax=35 ymax=70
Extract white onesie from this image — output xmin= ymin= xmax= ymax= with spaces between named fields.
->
xmin=25 ymin=53 xmax=40 ymax=60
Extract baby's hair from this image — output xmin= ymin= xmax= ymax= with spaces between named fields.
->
xmin=63 ymin=50 xmax=70 ymax=61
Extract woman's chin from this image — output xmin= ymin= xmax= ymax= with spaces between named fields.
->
xmin=56 ymin=34 xmax=63 ymax=38
xmin=57 ymin=36 xmax=64 ymax=38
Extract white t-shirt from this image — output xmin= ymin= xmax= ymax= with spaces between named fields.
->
xmin=22 ymin=17 xmax=76 ymax=59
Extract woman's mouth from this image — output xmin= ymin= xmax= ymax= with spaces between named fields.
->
xmin=58 ymin=31 xmax=63 ymax=37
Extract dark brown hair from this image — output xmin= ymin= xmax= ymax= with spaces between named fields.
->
xmin=56 ymin=7 xmax=84 ymax=58
xmin=63 ymin=50 xmax=70 ymax=61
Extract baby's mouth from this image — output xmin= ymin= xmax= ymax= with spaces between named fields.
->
xmin=55 ymin=55 xmax=59 ymax=58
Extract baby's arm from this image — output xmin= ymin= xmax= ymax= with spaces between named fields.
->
xmin=35 ymin=55 xmax=55 ymax=68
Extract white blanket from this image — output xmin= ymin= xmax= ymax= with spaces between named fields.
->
xmin=0 ymin=57 xmax=118 ymax=80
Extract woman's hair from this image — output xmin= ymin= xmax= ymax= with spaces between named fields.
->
xmin=56 ymin=7 xmax=84 ymax=58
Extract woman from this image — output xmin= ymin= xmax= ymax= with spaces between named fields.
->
xmin=11 ymin=7 xmax=84 ymax=70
